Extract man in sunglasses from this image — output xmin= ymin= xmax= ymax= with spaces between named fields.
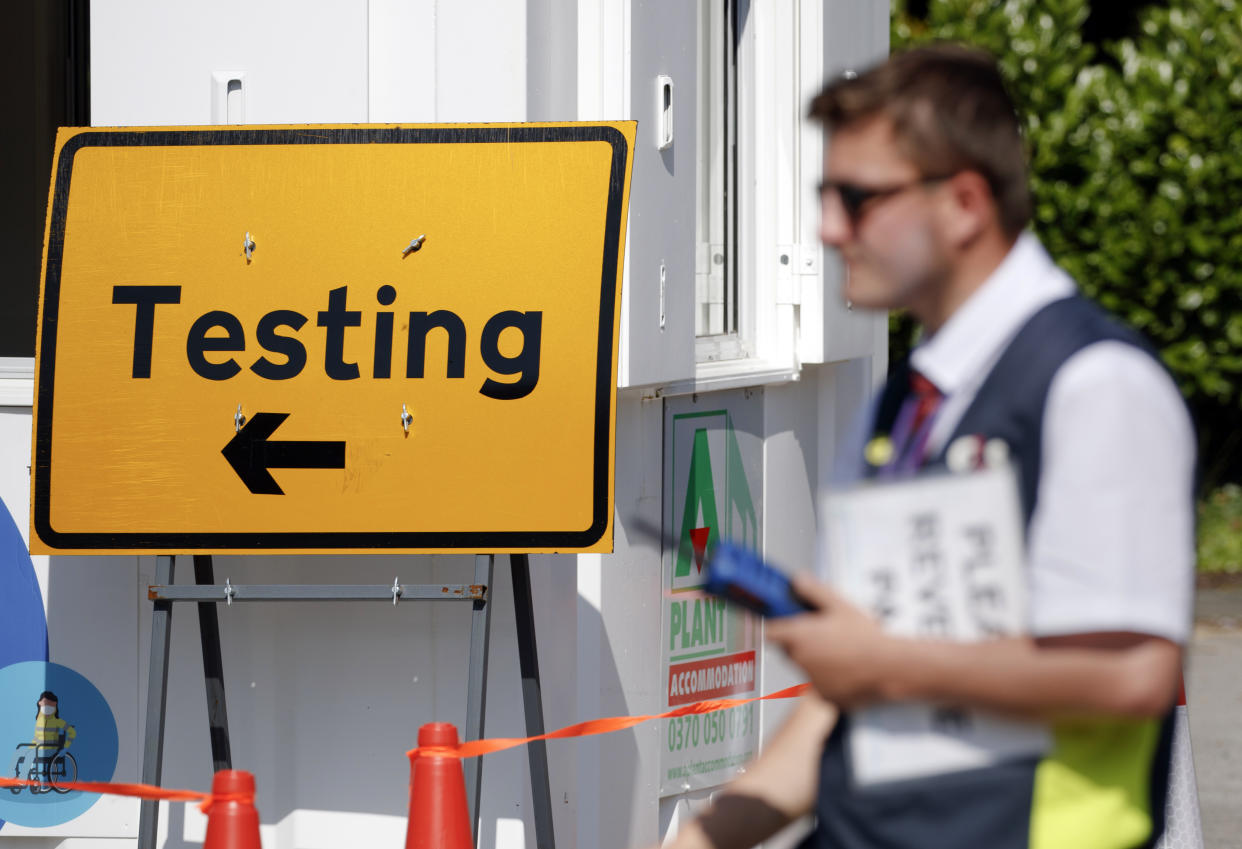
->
xmin=658 ymin=44 xmax=1195 ymax=849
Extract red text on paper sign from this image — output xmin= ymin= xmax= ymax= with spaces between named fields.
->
xmin=667 ymin=650 xmax=756 ymax=706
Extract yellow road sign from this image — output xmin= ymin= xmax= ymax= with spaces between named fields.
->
xmin=31 ymin=123 xmax=635 ymax=554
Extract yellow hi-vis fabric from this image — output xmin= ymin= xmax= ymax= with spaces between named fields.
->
xmin=1030 ymin=717 xmax=1162 ymax=849
xmin=35 ymin=714 xmax=76 ymax=748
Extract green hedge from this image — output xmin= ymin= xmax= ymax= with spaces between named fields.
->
xmin=890 ymin=0 xmax=1242 ymax=486
xmin=1199 ymin=484 xmax=1242 ymax=573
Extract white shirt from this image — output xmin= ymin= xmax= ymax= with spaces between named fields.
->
xmin=908 ymin=234 xmax=1196 ymax=643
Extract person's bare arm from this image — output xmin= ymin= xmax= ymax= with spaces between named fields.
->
xmin=767 ymin=575 xmax=1181 ymax=719
xmin=660 ymin=692 xmax=837 ymax=849
xmin=880 ymin=631 xmax=1180 ymax=718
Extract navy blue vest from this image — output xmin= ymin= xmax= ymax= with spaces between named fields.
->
xmin=802 ymin=296 xmax=1174 ymax=849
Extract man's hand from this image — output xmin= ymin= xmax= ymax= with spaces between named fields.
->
xmin=765 ymin=574 xmax=897 ymax=710
xmin=767 ymin=574 xmax=1182 ymax=720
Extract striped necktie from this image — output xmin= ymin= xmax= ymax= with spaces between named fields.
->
xmin=896 ymin=370 xmax=943 ymax=470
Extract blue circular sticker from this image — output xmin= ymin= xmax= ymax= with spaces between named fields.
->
xmin=0 ymin=662 xmax=119 ymax=827
xmin=0 ymin=496 xmax=47 ymax=675
xmin=0 ymin=495 xmax=49 ymax=833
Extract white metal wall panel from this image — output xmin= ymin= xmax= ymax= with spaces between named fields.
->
xmin=756 ymin=375 xmax=824 ymax=849
xmin=368 ymin=0 xmax=526 ymax=122
xmin=0 ymin=407 xmax=143 ymax=842
xmin=433 ymin=0 xmax=527 ymax=121
xmin=370 ymin=0 xmax=527 ymax=123
xmin=91 ymin=0 xmax=368 ymax=126
xmin=798 ymin=0 xmax=889 ymax=365
xmin=578 ymin=391 xmax=666 ymax=846
xmin=527 ymin=0 xmax=579 ymax=121
xmin=620 ymin=0 xmax=697 ymax=388
xmin=368 ymin=0 xmax=439 ymax=122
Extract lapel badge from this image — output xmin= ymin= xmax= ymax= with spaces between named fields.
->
xmin=864 ymin=436 xmax=894 ymax=468
xmin=946 ymin=435 xmax=1010 ymax=473
xmin=946 ymin=434 xmax=985 ymax=473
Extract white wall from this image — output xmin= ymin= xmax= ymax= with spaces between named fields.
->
xmin=368 ymin=0 xmax=528 ymax=123
xmin=91 ymin=1 xmax=369 ymax=126
xmin=92 ymin=0 xmax=528 ymax=126
xmin=0 ymin=405 xmax=143 ymax=844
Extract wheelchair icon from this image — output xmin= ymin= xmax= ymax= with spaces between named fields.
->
xmin=9 ymin=733 xmax=78 ymax=794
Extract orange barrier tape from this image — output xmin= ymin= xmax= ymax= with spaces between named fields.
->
xmin=0 ymin=685 xmax=810 ymax=806
xmin=0 ymin=777 xmax=251 ymax=814
xmin=409 ymin=682 xmax=810 ymax=760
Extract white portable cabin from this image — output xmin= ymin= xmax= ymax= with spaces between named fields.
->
xmin=0 ymin=2 xmax=887 ymax=847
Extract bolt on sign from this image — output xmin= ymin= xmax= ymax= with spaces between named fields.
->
xmin=660 ymin=389 xmax=763 ymax=796
xmin=30 ymin=123 xmax=635 ymax=554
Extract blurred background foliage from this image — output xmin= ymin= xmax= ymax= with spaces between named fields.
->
xmin=888 ymin=0 xmax=1242 ymax=501
xmin=1198 ymin=484 xmax=1242 ymax=573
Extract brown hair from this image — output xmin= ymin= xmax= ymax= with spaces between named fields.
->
xmin=809 ymin=43 xmax=1031 ymax=237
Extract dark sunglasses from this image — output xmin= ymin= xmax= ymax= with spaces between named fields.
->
xmin=818 ymin=175 xmax=952 ymax=226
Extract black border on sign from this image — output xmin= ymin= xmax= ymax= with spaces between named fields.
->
xmin=33 ymin=125 xmax=628 ymax=551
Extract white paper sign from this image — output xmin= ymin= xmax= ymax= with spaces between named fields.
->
xmin=821 ymin=464 xmax=1050 ymax=786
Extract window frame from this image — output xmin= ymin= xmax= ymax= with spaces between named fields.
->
xmin=685 ymin=0 xmax=813 ymax=392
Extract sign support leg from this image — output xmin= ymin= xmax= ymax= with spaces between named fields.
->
xmin=464 ymin=554 xmax=495 ymax=837
xmin=194 ymin=555 xmax=233 ymax=772
xmin=138 ymin=554 xmax=175 ymax=849
xmin=511 ymin=553 xmax=556 ymax=848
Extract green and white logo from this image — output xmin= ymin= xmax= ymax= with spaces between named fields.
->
xmin=671 ymin=411 xmax=757 ymax=590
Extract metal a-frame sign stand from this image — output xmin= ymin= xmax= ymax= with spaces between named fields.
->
xmin=136 ymin=552 xmax=557 ymax=849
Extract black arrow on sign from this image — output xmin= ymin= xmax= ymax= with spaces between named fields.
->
xmin=222 ymin=412 xmax=346 ymax=495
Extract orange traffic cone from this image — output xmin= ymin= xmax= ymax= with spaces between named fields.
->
xmin=406 ymin=722 xmax=473 ymax=849
xmin=203 ymin=770 xmax=262 ymax=849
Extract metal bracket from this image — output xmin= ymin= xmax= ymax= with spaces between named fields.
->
xmin=148 ymin=583 xmax=487 ymax=603
xmin=402 ymin=235 xmax=426 ymax=257
xmin=775 ymin=246 xmax=801 ymax=305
